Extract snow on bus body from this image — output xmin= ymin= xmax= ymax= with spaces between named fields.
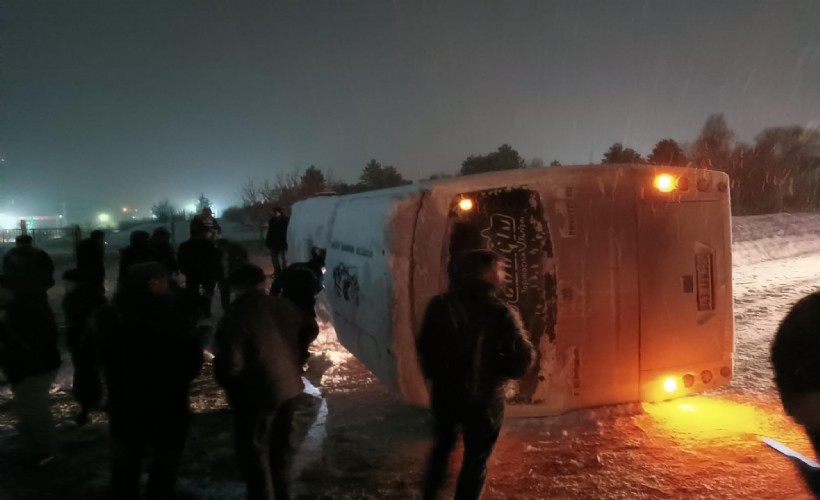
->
xmin=287 ymin=164 xmax=734 ymax=416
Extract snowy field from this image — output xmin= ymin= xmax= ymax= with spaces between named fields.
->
xmin=2 ymin=213 xmax=820 ymax=499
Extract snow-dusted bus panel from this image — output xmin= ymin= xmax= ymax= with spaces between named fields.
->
xmin=291 ymin=165 xmax=733 ymax=414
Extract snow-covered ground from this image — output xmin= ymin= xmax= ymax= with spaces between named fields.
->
xmin=2 ymin=213 xmax=820 ymax=499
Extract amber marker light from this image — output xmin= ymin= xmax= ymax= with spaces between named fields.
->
xmin=663 ymin=377 xmax=678 ymax=393
xmin=653 ymin=174 xmax=675 ymax=193
xmin=458 ymin=198 xmax=474 ymax=211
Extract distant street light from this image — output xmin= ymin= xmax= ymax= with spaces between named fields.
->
xmin=98 ymin=213 xmax=110 ymax=223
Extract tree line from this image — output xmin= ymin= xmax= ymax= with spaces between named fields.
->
xmin=155 ymin=113 xmax=820 ymax=223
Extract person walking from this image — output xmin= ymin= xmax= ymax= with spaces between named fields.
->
xmin=265 ymin=207 xmax=289 ymax=277
xmin=416 ymin=249 xmax=534 ymax=500
xmin=214 ymin=264 xmax=306 ymax=500
xmin=76 ymin=229 xmax=106 ymax=293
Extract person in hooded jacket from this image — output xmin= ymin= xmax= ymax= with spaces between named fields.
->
xmin=76 ymin=229 xmax=106 ymax=293
xmin=214 ymin=263 xmax=306 ymax=500
xmin=265 ymin=207 xmax=289 ymax=277
xmin=215 ymin=238 xmax=250 ymax=312
xmin=94 ymin=262 xmax=203 ymax=500
xmin=416 ymin=249 xmax=535 ymax=500
xmin=177 ymin=232 xmax=222 ymax=318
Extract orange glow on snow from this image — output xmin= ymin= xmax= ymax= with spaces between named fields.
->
xmin=643 ymin=396 xmax=805 ymax=444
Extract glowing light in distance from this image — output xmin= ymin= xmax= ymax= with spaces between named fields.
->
xmin=663 ymin=377 xmax=678 ymax=393
xmin=458 ymin=198 xmax=474 ymax=211
xmin=653 ymin=174 xmax=675 ymax=193
xmin=98 ymin=213 xmax=110 ymax=223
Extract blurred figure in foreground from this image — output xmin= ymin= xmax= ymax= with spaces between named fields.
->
xmin=61 ymin=268 xmax=107 ymax=426
xmin=269 ymin=247 xmax=325 ymax=366
xmin=771 ymin=291 xmax=820 ymax=497
xmin=417 ymin=249 xmax=534 ymax=500
xmin=0 ymin=235 xmax=60 ymax=464
xmin=94 ymin=262 xmax=203 ymax=500
xmin=214 ymin=264 xmax=306 ymax=500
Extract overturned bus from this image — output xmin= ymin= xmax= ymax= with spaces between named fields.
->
xmin=287 ymin=164 xmax=734 ymax=415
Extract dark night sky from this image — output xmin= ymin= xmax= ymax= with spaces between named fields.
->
xmin=1 ymin=1 xmax=819 ymax=222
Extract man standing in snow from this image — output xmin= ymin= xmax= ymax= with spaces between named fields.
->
xmin=214 ymin=263 xmax=306 ymax=500
xmin=417 ymin=249 xmax=534 ymax=500
xmin=190 ymin=206 xmax=221 ymax=241
xmin=265 ymin=206 xmax=289 ymax=277
xmin=771 ymin=292 xmax=820 ymax=496
xmin=76 ymin=229 xmax=106 ymax=293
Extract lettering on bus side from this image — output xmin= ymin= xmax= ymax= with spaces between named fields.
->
xmin=695 ymin=253 xmax=714 ymax=311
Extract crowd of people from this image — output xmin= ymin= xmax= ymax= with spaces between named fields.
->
xmin=3 ymin=203 xmax=818 ymax=499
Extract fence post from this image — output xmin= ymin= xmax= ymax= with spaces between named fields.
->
xmin=19 ymin=219 xmax=27 ymax=235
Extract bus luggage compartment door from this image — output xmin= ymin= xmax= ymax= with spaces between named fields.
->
xmin=637 ymin=200 xmax=733 ymax=401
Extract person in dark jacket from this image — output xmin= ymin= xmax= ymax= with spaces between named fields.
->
xmin=417 ymin=249 xmax=535 ymax=500
xmin=190 ymin=207 xmax=221 ymax=241
xmin=61 ymin=268 xmax=108 ymax=425
xmin=215 ymin=238 xmax=250 ymax=311
xmin=0 ymin=237 xmax=61 ymax=463
xmin=177 ymin=232 xmax=222 ymax=318
xmin=94 ymin=262 xmax=203 ymax=500
xmin=214 ymin=263 xmax=306 ymax=500
xmin=62 ymin=269 xmax=108 ymax=425
xmin=149 ymin=227 xmax=178 ymax=277
xmin=76 ymin=229 xmax=106 ymax=292
xmin=2 ymin=234 xmax=55 ymax=298
xmin=269 ymin=247 xmax=325 ymax=366
xmin=771 ymin=292 xmax=820 ymax=497
xmin=265 ymin=207 xmax=289 ymax=277
xmin=118 ymin=230 xmax=154 ymax=282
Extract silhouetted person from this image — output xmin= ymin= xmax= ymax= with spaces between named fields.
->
xmin=771 ymin=292 xmax=820 ymax=497
xmin=0 ymin=235 xmax=60 ymax=463
xmin=265 ymin=206 xmax=289 ymax=276
xmin=190 ymin=207 xmax=221 ymax=241
xmin=417 ymin=249 xmax=534 ymax=500
xmin=2 ymin=234 xmax=55 ymax=299
xmin=269 ymin=247 xmax=325 ymax=366
xmin=61 ymin=268 xmax=107 ymax=426
xmin=178 ymin=232 xmax=222 ymax=318
xmin=118 ymin=230 xmax=153 ymax=282
xmin=94 ymin=262 xmax=203 ymax=500
xmin=76 ymin=229 xmax=106 ymax=292
xmin=149 ymin=227 xmax=178 ymax=277
xmin=216 ymin=238 xmax=250 ymax=311
xmin=214 ymin=264 xmax=306 ymax=500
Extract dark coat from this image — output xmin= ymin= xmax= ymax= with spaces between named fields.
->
xmin=217 ymin=240 xmax=250 ymax=280
xmin=214 ymin=291 xmax=305 ymax=411
xmin=178 ymin=238 xmax=222 ymax=283
xmin=771 ymin=292 xmax=820 ymax=403
xmin=190 ymin=215 xmax=221 ymax=240
xmin=149 ymin=240 xmax=178 ymax=275
xmin=269 ymin=260 xmax=323 ymax=317
xmin=62 ymin=282 xmax=108 ymax=351
xmin=76 ymin=237 xmax=106 ymax=285
xmin=265 ymin=216 xmax=289 ymax=251
xmin=118 ymin=238 xmax=155 ymax=281
xmin=0 ymin=295 xmax=61 ymax=384
xmin=1 ymin=245 xmax=55 ymax=295
xmin=94 ymin=291 xmax=203 ymax=419
xmin=417 ymin=280 xmax=535 ymax=409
